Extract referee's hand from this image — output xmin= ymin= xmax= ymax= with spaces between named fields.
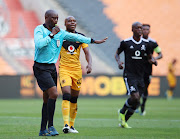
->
xmin=94 ymin=37 xmax=108 ymax=44
xmin=52 ymin=25 xmax=60 ymax=35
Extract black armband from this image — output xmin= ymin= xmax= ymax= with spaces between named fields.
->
xmin=91 ymin=38 xmax=95 ymax=43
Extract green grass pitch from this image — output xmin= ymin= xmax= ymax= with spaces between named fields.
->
xmin=0 ymin=98 xmax=180 ymax=139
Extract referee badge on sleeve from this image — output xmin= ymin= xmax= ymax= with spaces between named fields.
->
xmin=57 ymin=40 xmax=60 ymax=47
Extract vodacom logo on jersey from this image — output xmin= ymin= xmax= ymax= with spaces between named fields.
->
xmin=132 ymin=50 xmax=142 ymax=59
xmin=68 ymin=45 xmax=75 ymax=52
xmin=67 ymin=45 xmax=77 ymax=54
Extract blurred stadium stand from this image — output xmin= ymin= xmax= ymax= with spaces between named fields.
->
xmin=0 ymin=0 xmax=121 ymax=75
xmin=3 ymin=0 xmax=39 ymax=38
xmin=55 ymin=0 xmax=122 ymax=74
xmin=0 ymin=56 xmax=16 ymax=75
xmin=101 ymin=0 xmax=180 ymax=76
xmin=0 ymin=0 xmax=180 ymax=76
xmin=0 ymin=0 xmax=40 ymax=75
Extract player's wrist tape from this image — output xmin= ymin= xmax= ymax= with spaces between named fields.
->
xmin=91 ymin=38 xmax=95 ymax=43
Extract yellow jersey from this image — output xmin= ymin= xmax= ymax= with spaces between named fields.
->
xmin=167 ymin=63 xmax=176 ymax=87
xmin=168 ymin=63 xmax=175 ymax=77
xmin=59 ymin=32 xmax=88 ymax=70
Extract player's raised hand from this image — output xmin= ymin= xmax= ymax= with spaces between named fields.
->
xmin=86 ymin=64 xmax=92 ymax=74
xmin=52 ymin=25 xmax=60 ymax=35
xmin=118 ymin=62 xmax=124 ymax=69
xmin=94 ymin=37 xmax=108 ymax=44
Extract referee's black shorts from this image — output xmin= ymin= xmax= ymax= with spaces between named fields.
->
xmin=33 ymin=61 xmax=57 ymax=92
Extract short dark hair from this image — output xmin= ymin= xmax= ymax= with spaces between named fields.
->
xmin=142 ymin=24 xmax=150 ymax=27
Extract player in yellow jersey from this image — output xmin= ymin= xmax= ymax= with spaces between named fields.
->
xmin=166 ymin=59 xmax=177 ymax=100
xmin=59 ymin=16 xmax=92 ymax=134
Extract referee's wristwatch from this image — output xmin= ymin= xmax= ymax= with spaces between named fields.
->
xmin=49 ymin=33 xmax=54 ymax=39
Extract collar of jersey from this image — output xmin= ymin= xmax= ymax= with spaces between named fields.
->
xmin=43 ymin=24 xmax=49 ymax=29
xmin=131 ymin=36 xmax=142 ymax=44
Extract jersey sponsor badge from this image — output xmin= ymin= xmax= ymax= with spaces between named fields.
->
xmin=57 ymin=40 xmax=60 ymax=47
xmin=132 ymin=50 xmax=142 ymax=59
xmin=67 ymin=45 xmax=77 ymax=55
xmin=135 ymin=50 xmax=140 ymax=56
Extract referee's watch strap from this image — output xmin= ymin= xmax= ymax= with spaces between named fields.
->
xmin=91 ymin=38 xmax=95 ymax=43
xmin=48 ymin=33 xmax=54 ymax=39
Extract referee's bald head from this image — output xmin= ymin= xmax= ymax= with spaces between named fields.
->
xmin=45 ymin=10 xmax=58 ymax=19
xmin=44 ymin=10 xmax=58 ymax=28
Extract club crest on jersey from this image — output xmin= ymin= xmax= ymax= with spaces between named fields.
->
xmin=130 ymin=86 xmax=136 ymax=92
xmin=62 ymin=80 xmax=66 ymax=84
xmin=141 ymin=45 xmax=146 ymax=51
xmin=77 ymin=78 xmax=82 ymax=85
xmin=68 ymin=45 xmax=75 ymax=54
xmin=57 ymin=40 xmax=60 ymax=47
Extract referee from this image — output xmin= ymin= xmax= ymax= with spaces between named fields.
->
xmin=33 ymin=10 xmax=107 ymax=136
